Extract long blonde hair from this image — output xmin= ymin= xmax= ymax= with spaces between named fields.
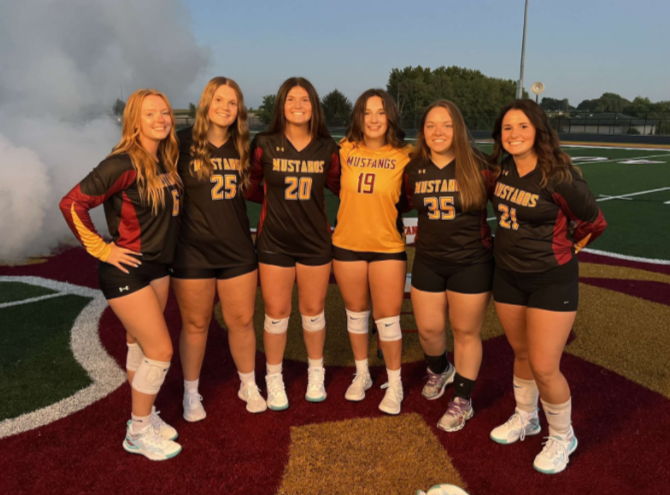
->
xmin=110 ymin=89 xmax=181 ymax=214
xmin=190 ymin=77 xmax=250 ymax=187
xmin=415 ymin=100 xmax=487 ymax=212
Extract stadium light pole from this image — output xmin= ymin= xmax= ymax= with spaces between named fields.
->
xmin=516 ymin=0 xmax=529 ymax=99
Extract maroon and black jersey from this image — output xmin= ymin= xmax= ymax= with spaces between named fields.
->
xmin=491 ymin=159 xmax=607 ymax=273
xmin=172 ymin=127 xmax=256 ymax=269
xmin=60 ymin=153 xmax=180 ymax=264
xmin=247 ymin=133 xmax=340 ymax=259
xmin=404 ymin=156 xmax=494 ymax=266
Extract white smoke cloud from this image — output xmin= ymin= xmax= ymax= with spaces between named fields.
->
xmin=0 ymin=0 xmax=209 ymax=261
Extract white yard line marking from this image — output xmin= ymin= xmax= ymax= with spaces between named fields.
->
xmin=0 ymin=292 xmax=68 ymax=309
xmin=596 ymin=187 xmax=670 ymax=202
xmin=574 ymin=153 xmax=670 ymax=165
xmin=0 ymin=276 xmax=125 ymax=439
xmin=581 ymin=248 xmax=670 ymax=265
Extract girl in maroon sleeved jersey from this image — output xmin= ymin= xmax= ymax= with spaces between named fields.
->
xmin=488 ymin=100 xmax=606 ymax=474
xmin=404 ymin=100 xmax=494 ymax=433
xmin=60 ymin=89 xmax=183 ymax=461
xmin=246 ymin=77 xmax=340 ymax=411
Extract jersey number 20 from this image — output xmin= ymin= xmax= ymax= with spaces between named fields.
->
xmin=285 ymin=177 xmax=312 ymax=200
xmin=211 ymin=174 xmax=237 ymax=200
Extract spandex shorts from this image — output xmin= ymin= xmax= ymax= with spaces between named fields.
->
xmin=411 ymin=255 xmax=493 ymax=294
xmin=333 ymin=246 xmax=407 ymax=263
xmin=169 ymin=264 xmax=257 ymax=280
xmin=98 ymin=260 xmax=169 ymax=300
xmin=258 ymin=251 xmax=332 ymax=268
xmin=493 ymin=256 xmax=579 ymax=312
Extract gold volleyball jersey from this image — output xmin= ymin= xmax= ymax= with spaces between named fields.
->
xmin=333 ymin=139 xmax=413 ymax=253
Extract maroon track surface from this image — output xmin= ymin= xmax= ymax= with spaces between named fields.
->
xmin=1 ymin=248 xmax=669 ymax=495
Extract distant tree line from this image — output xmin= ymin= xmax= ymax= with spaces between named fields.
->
xmin=112 ymin=71 xmax=670 ymax=134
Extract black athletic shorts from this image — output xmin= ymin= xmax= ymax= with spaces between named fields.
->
xmin=333 ymin=246 xmax=407 ymax=263
xmin=98 ymin=260 xmax=169 ymax=300
xmin=411 ymin=255 xmax=493 ymax=294
xmin=257 ymin=251 xmax=332 ymax=268
xmin=169 ymin=264 xmax=257 ymax=280
xmin=493 ymin=256 xmax=579 ymax=312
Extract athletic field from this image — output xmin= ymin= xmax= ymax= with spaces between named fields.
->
xmin=1 ymin=143 xmax=669 ymax=494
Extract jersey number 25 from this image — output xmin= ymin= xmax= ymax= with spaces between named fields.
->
xmin=211 ymin=174 xmax=237 ymax=200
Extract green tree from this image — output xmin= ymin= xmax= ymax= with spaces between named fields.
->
xmin=577 ymin=93 xmax=631 ymax=113
xmin=112 ymin=98 xmax=125 ymax=116
xmin=256 ymin=94 xmax=276 ymax=125
xmin=541 ymin=97 xmax=571 ymax=112
xmin=188 ymin=103 xmax=197 ymax=118
xmin=387 ymin=65 xmax=520 ymax=130
xmin=321 ymin=89 xmax=352 ymax=127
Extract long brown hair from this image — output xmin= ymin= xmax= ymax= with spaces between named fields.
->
xmin=110 ymin=89 xmax=180 ymax=214
xmin=189 ymin=76 xmax=250 ymax=187
xmin=415 ymin=100 xmax=487 ymax=212
xmin=345 ymin=89 xmax=406 ymax=149
xmin=264 ymin=77 xmax=330 ymax=140
xmin=490 ymin=99 xmax=578 ymax=187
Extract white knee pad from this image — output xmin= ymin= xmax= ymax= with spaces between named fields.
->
xmin=376 ymin=316 xmax=402 ymax=342
xmin=264 ymin=315 xmax=289 ymax=335
xmin=126 ymin=342 xmax=144 ymax=372
xmin=346 ymin=309 xmax=370 ymax=335
xmin=302 ymin=311 xmax=325 ymax=332
xmin=132 ymin=358 xmax=170 ymax=395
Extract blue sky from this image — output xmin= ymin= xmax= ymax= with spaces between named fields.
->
xmin=182 ymin=0 xmax=669 ymax=109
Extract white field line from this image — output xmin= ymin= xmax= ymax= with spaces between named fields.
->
xmin=0 ymin=292 xmax=68 ymax=308
xmin=0 ymin=276 xmax=125 ymax=439
xmin=574 ymin=152 xmax=670 ymax=165
xmin=596 ymin=186 xmax=670 ymax=202
xmin=561 ymin=144 xmax=670 ymax=152
xmin=581 ymin=248 xmax=670 ymax=266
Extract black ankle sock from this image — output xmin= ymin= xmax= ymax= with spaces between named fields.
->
xmin=425 ymin=352 xmax=449 ymax=375
xmin=453 ymin=373 xmax=476 ymax=401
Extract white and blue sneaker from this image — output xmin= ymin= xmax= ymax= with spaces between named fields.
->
xmin=417 ymin=484 xmax=470 ymax=495
xmin=125 ymin=407 xmax=178 ymax=441
xmin=490 ymin=409 xmax=541 ymax=444
xmin=150 ymin=406 xmax=178 ymax=440
xmin=123 ymin=423 xmax=182 ymax=461
xmin=183 ymin=392 xmax=206 ymax=422
xmin=305 ymin=367 xmax=327 ymax=402
xmin=266 ymin=372 xmax=289 ymax=411
xmin=533 ymin=427 xmax=578 ymax=474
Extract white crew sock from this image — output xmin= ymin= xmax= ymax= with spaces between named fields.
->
xmin=308 ymin=357 xmax=324 ymax=370
xmin=267 ymin=362 xmax=282 ymax=375
xmin=238 ymin=370 xmax=255 ymax=386
xmin=184 ymin=379 xmax=199 ymax=394
xmin=130 ymin=413 xmax=151 ymax=434
xmin=513 ymin=375 xmax=539 ymax=414
xmin=542 ymin=397 xmax=572 ymax=437
xmin=355 ymin=358 xmax=369 ymax=375
xmin=387 ymin=368 xmax=401 ymax=384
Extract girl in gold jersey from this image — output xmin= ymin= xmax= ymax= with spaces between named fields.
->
xmin=332 ymin=89 xmax=412 ymax=415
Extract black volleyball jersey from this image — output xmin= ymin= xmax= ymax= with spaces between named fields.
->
xmin=491 ymin=160 xmax=607 ymax=273
xmin=60 ymin=153 xmax=180 ymax=264
xmin=247 ymin=133 xmax=340 ymax=258
xmin=172 ymin=128 xmax=256 ymax=269
xmin=404 ymin=157 xmax=494 ymax=266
